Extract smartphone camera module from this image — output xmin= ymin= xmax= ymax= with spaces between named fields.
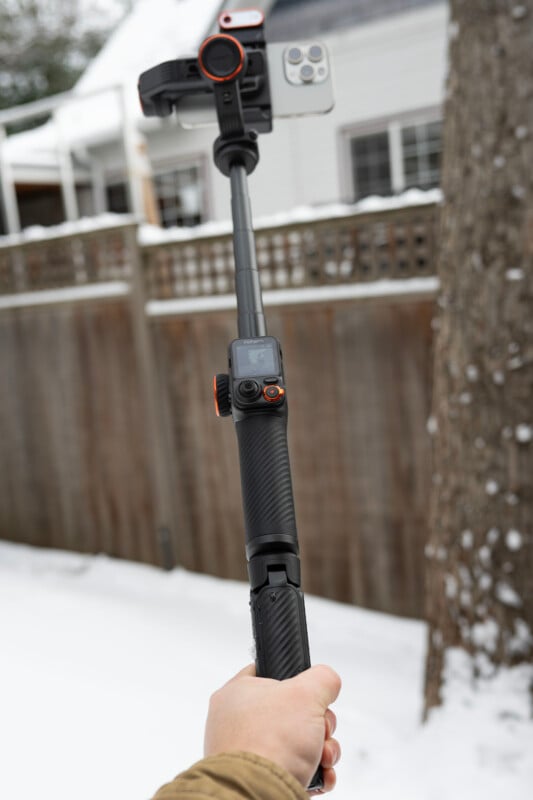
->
xmin=300 ymin=64 xmax=315 ymax=82
xmin=288 ymin=46 xmax=304 ymax=64
xmin=308 ymin=44 xmax=324 ymax=62
xmin=283 ymin=42 xmax=329 ymax=86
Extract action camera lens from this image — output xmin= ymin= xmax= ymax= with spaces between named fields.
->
xmin=288 ymin=47 xmax=303 ymax=64
xmin=300 ymin=64 xmax=315 ymax=82
xmin=308 ymin=44 xmax=324 ymax=62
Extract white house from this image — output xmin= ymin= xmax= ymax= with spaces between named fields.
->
xmin=0 ymin=0 xmax=448 ymax=235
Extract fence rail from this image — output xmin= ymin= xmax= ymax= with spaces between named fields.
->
xmin=142 ymin=203 xmax=438 ymax=300
xmin=0 ymin=202 xmax=439 ymax=617
xmin=0 ymin=224 xmax=134 ymax=294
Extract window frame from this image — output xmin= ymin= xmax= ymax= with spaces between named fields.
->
xmin=339 ymin=105 xmax=442 ymax=202
xmin=104 ymin=152 xmax=211 ymax=227
xmin=151 ymin=153 xmax=210 ymax=228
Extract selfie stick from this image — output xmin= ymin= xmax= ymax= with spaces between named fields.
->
xmin=202 ymin=30 xmax=323 ymax=791
xmin=139 ymin=13 xmax=322 ymax=791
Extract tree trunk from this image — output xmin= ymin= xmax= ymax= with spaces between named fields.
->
xmin=424 ymin=0 xmax=533 ymax=715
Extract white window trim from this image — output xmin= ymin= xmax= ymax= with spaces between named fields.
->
xmin=338 ymin=105 xmax=442 ymax=202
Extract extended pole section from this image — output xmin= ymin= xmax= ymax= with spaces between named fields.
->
xmin=230 ymin=163 xmax=267 ymax=339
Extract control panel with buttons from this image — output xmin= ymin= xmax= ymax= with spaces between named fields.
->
xmin=214 ymin=336 xmax=287 ymax=417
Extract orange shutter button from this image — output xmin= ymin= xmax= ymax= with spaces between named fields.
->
xmin=263 ymin=385 xmax=285 ymax=402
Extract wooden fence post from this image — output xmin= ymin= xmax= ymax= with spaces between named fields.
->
xmin=126 ymin=225 xmax=177 ymax=568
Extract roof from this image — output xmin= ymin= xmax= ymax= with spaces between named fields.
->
xmin=4 ymin=0 xmax=223 ymax=169
xmin=266 ymin=0 xmax=445 ymax=39
xmin=76 ymin=0 xmax=222 ymax=94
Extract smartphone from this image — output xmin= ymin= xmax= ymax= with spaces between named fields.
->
xmin=175 ymin=41 xmax=334 ymax=128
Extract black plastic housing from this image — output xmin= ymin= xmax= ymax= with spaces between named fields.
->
xmin=138 ymin=46 xmax=272 ymax=133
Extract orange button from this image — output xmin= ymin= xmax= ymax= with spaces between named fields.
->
xmin=263 ymin=385 xmax=285 ymax=402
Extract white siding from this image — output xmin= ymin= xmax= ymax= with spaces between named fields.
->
xmin=89 ymin=3 xmax=449 ymax=225
xmin=157 ymin=3 xmax=450 ymax=221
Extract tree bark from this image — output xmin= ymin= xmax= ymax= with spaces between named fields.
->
xmin=424 ymin=0 xmax=533 ymax=715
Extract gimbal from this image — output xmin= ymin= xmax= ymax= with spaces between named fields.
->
xmin=139 ymin=10 xmax=323 ymax=791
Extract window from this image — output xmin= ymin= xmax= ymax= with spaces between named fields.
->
xmin=106 ymin=182 xmax=129 ymax=214
xmin=105 ymin=163 xmax=206 ymax=228
xmin=348 ymin=116 xmax=442 ymax=201
xmin=351 ymin=132 xmax=392 ymax=199
xmin=153 ymin=165 xmax=204 ymax=228
xmin=402 ymin=120 xmax=441 ymax=190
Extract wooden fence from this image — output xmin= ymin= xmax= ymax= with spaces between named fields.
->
xmin=0 ymin=203 xmax=439 ymax=618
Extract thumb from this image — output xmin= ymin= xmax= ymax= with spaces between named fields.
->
xmin=292 ymin=665 xmax=342 ymax=708
xmin=228 ymin=663 xmax=257 ymax=682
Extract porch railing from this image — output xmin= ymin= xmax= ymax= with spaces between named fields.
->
xmin=0 ymin=201 xmax=439 ymax=298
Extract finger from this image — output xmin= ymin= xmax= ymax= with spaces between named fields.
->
xmin=309 ymin=767 xmax=336 ymax=795
xmin=320 ymin=738 xmax=341 ymax=770
xmin=294 ymin=665 xmax=342 ymax=707
xmin=325 ymin=708 xmax=337 ymax=738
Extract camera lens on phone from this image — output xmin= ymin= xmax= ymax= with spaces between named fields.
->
xmin=308 ymin=44 xmax=324 ymax=62
xmin=300 ymin=64 xmax=315 ymax=82
xmin=288 ymin=47 xmax=303 ymax=64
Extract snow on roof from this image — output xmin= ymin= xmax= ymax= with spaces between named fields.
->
xmin=4 ymin=0 xmax=222 ymax=166
xmin=76 ymin=0 xmax=221 ymax=94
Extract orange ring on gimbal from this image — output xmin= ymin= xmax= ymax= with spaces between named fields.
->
xmin=198 ymin=34 xmax=246 ymax=83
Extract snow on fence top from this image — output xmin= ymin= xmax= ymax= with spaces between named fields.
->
xmin=139 ymin=188 xmax=442 ymax=246
xmin=0 ymin=189 xmax=441 ymax=304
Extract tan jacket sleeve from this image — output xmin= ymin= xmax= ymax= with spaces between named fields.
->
xmin=152 ymin=752 xmax=309 ymax=800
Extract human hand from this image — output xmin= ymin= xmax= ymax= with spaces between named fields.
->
xmin=204 ymin=663 xmax=342 ymax=794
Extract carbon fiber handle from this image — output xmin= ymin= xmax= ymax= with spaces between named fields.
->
xmin=236 ymin=411 xmax=324 ymax=791
xmin=234 ymin=412 xmax=297 ymax=551
xmin=251 ymin=583 xmax=310 ymax=679
xmin=251 ymin=582 xmax=323 ymax=791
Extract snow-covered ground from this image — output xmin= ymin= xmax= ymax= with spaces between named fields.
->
xmin=0 ymin=541 xmax=531 ymax=800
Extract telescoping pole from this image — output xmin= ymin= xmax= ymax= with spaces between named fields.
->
xmin=229 ymin=163 xmax=266 ymax=339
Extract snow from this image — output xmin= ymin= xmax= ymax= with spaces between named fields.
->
xmin=139 ymin=188 xmax=443 ymax=246
xmin=495 ymin=582 xmax=522 ymax=609
xmin=0 ymin=282 xmax=130 ymax=310
xmin=0 ymin=188 xmax=441 ymax=249
xmin=1 ymin=540 xmax=532 ymax=800
xmin=471 ymin=619 xmax=499 ymax=652
xmin=461 ymin=530 xmax=474 ymax=549
xmin=506 ymin=268 xmax=525 ymax=281
xmin=0 ymin=213 xmax=137 ymax=249
xmin=515 ymin=424 xmax=532 ymax=443
xmin=466 ymin=364 xmax=479 ymax=382
xmin=426 ymin=415 xmax=438 ymax=436
xmin=487 ymin=528 xmax=501 ymax=545
xmin=76 ymin=0 xmax=219 ymax=94
xmin=146 ymin=278 xmax=440 ymax=317
xmin=506 ymin=530 xmax=523 ymax=551
xmin=3 ymin=0 xmax=221 ymax=163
